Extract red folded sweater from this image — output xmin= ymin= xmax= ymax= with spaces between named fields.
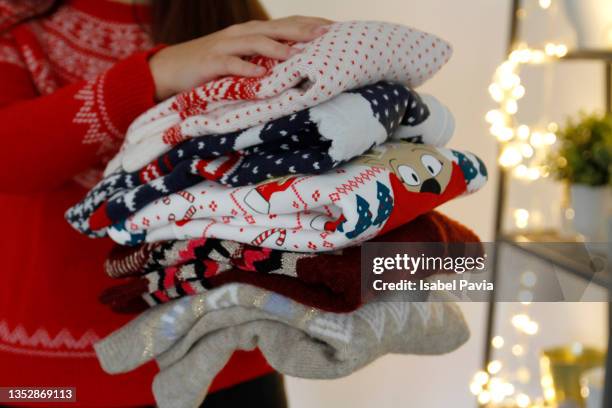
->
xmin=101 ymin=211 xmax=482 ymax=314
xmin=0 ymin=1 xmax=270 ymax=406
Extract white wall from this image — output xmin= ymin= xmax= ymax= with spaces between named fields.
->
xmin=260 ymin=1 xmax=608 ymax=407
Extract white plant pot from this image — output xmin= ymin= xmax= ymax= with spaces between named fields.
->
xmin=570 ymin=184 xmax=610 ymax=241
xmin=563 ymin=0 xmax=612 ymax=49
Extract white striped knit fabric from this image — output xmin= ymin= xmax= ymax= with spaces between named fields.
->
xmin=107 ymin=21 xmax=452 ymax=175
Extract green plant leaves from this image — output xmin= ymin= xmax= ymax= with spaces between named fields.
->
xmin=548 ymin=112 xmax=612 ymax=186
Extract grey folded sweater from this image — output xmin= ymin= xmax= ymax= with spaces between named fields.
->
xmin=95 ymin=284 xmax=469 ymax=408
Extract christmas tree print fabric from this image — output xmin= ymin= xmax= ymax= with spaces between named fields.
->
xmin=105 ymin=142 xmax=487 ymax=251
xmin=106 ymin=21 xmax=453 ymax=174
xmin=66 ymin=83 xmax=455 ymax=236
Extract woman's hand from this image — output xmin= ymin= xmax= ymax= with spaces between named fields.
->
xmin=149 ymin=16 xmax=332 ymax=101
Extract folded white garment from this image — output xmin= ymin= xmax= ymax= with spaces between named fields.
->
xmin=106 ymin=21 xmax=453 ymax=175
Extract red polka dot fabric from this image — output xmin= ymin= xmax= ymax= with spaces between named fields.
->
xmin=109 ymin=21 xmax=452 ymax=174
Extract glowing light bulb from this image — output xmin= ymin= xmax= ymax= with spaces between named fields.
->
xmin=509 ymin=50 xmax=523 ymax=63
xmin=505 ymin=99 xmax=518 ymax=114
xmin=512 ymin=344 xmax=524 ymax=356
xmin=474 ymin=371 xmax=490 ymax=385
xmin=499 ymin=146 xmax=522 ymax=167
xmin=513 ymin=209 xmax=529 ymax=229
xmin=489 ymin=378 xmax=507 ymax=403
xmin=497 ymin=61 xmax=516 ymax=77
xmin=478 ymin=391 xmax=491 ymax=404
xmin=488 ymin=83 xmax=504 ymax=102
xmin=514 ymin=164 xmax=528 ymax=178
xmin=527 ymin=167 xmax=541 ymax=180
xmin=512 ymin=85 xmax=526 ymax=99
xmin=524 ymin=321 xmax=539 ymax=335
xmin=492 ymin=336 xmax=505 ymax=349
xmin=495 ymin=126 xmax=514 ymax=142
xmin=485 ymin=109 xmax=504 ymax=124
xmin=517 ymin=125 xmax=530 ymax=140
xmin=520 ymin=143 xmax=534 ymax=158
xmin=545 ymin=43 xmax=557 ymax=56
xmin=516 ymin=393 xmax=531 ymax=407
xmin=512 ymin=314 xmax=530 ymax=328
xmin=539 ymin=0 xmax=551 ymax=8
xmin=547 ymin=122 xmax=559 ymax=132
xmin=541 ymin=375 xmax=553 ymax=388
xmin=500 ymin=73 xmax=520 ymax=90
xmin=470 ymin=382 xmax=482 ymax=395
xmin=530 ymin=131 xmax=545 ymax=147
xmin=556 ymin=44 xmax=568 ymax=57
xmin=581 ymin=385 xmax=590 ymax=398
xmin=530 ymin=49 xmax=546 ymax=64
xmin=544 ymin=132 xmax=557 ymax=144
xmin=487 ymin=360 xmax=503 ymax=375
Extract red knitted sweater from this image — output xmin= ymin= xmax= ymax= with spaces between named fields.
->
xmin=0 ymin=1 xmax=271 ymax=406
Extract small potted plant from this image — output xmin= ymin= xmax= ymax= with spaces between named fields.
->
xmin=549 ymin=112 xmax=612 ymax=240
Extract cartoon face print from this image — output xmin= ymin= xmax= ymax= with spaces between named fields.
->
xmin=357 ymin=143 xmax=453 ymax=194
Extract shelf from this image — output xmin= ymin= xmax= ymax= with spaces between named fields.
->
xmin=561 ymin=49 xmax=612 ymax=62
xmin=498 ymin=230 xmax=610 ymax=289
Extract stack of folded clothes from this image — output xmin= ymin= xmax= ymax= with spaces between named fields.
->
xmin=66 ymin=21 xmax=488 ymax=408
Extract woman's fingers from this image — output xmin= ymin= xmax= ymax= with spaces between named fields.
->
xmin=223 ymin=35 xmax=300 ymax=59
xmin=280 ymin=15 xmax=334 ymax=26
xmin=228 ymin=16 xmax=333 ymax=42
xmin=219 ymin=56 xmax=267 ymax=78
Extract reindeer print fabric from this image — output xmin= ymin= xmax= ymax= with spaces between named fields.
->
xmin=107 ymin=21 xmax=453 ymax=174
xmin=66 ymin=83 xmax=455 ymax=236
xmin=106 ymin=142 xmax=487 ymax=251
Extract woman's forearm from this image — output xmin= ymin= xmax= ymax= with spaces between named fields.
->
xmin=0 ymin=49 xmax=159 ymax=193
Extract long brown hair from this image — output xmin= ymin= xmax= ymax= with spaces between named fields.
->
xmin=12 ymin=0 xmax=268 ymax=43
xmin=151 ymin=0 xmax=269 ymax=44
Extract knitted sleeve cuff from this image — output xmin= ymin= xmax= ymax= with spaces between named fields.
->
xmin=102 ymin=45 xmax=166 ymax=139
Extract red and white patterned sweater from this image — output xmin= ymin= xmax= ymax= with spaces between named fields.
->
xmin=0 ymin=1 xmax=271 ymax=406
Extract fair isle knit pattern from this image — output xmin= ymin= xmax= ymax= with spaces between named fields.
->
xmin=105 ymin=143 xmax=488 ymax=251
xmin=100 ymin=211 xmax=483 ymax=314
xmin=66 ymin=83 xmax=455 ymax=235
xmin=105 ymin=239 xmax=299 ymax=280
xmin=0 ymin=0 xmax=161 ymax=368
xmin=0 ymin=1 xmax=53 ymax=32
xmin=105 ymin=238 xmax=307 ymax=279
xmin=107 ymin=21 xmax=453 ymax=174
xmin=29 ymin=3 xmax=153 ymax=87
xmin=104 ymin=242 xmax=167 ymax=278
xmin=0 ymin=1 xmax=156 ymax=188
xmin=1 ymin=3 xmax=153 ymax=93
xmin=0 ymin=319 xmax=99 ymax=358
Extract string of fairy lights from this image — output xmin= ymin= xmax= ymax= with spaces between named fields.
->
xmin=485 ymin=43 xmax=566 ymax=178
xmin=470 ymin=274 xmax=546 ymax=408
xmin=473 ymin=0 xmax=565 ymax=406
